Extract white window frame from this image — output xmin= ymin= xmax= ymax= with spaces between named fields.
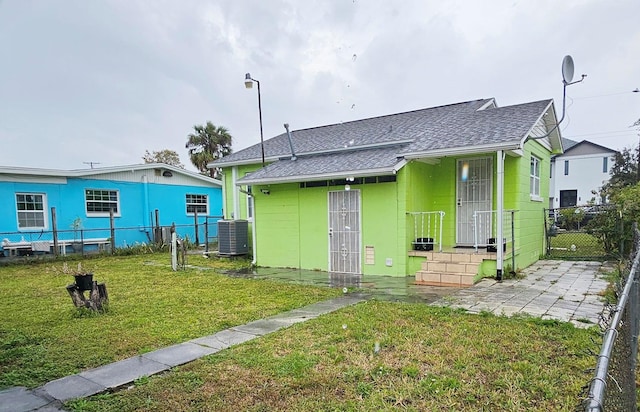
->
xmin=15 ymin=193 xmax=48 ymax=230
xmin=530 ymin=156 xmax=541 ymax=201
xmin=186 ymin=194 xmax=209 ymax=216
xmin=85 ymin=189 xmax=120 ymax=217
xmin=246 ymin=186 xmax=254 ymax=221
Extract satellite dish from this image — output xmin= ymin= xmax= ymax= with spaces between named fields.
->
xmin=561 ymin=55 xmax=574 ymax=84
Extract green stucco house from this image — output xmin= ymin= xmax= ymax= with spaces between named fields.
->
xmin=210 ymin=98 xmax=563 ymax=286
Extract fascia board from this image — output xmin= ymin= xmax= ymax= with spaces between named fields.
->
xmin=236 ymin=165 xmax=404 ymax=186
xmin=400 ymin=142 xmax=522 ymax=160
xmin=212 ymin=139 xmax=414 ymax=168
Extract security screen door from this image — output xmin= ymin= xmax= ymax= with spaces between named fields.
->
xmin=456 ymin=157 xmax=493 ymax=245
xmin=328 ymin=190 xmax=361 ymax=274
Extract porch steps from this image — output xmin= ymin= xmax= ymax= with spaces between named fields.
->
xmin=414 ymin=251 xmax=493 ymax=287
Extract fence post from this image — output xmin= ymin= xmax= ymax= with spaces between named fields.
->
xmin=51 ymin=207 xmax=59 ymax=257
xmin=204 ymin=217 xmax=209 ymax=253
xmin=194 ymin=209 xmax=199 ymax=246
xmin=80 ymin=229 xmax=85 ymax=257
xmin=154 ymin=209 xmax=160 ymax=245
xmin=109 ymin=209 xmax=115 ymax=254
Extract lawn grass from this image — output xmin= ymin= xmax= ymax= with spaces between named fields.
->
xmin=548 ymin=231 xmax=607 ymax=259
xmin=67 ymin=302 xmax=597 ymax=412
xmin=0 ymin=253 xmax=341 ymax=388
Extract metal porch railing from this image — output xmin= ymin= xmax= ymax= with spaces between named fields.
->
xmin=407 ymin=211 xmax=445 ymax=252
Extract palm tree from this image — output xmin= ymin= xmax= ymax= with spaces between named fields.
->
xmin=185 ymin=121 xmax=232 ymax=177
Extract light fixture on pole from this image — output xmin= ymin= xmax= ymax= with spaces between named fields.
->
xmin=244 ymin=73 xmax=266 ymax=167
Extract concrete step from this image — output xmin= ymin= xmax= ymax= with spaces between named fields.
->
xmin=416 ymin=271 xmax=475 ymax=287
xmin=421 ymin=260 xmax=479 ymax=274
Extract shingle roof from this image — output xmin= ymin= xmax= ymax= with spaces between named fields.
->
xmin=238 ymin=145 xmax=408 ymax=184
xmin=214 ymin=99 xmax=492 ymax=166
xmin=214 ymin=97 xmax=557 ymax=185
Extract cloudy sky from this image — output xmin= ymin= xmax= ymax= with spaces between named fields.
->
xmin=1 ymin=0 xmax=638 ymax=172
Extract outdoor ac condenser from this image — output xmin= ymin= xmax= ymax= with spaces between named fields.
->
xmin=217 ymin=220 xmax=249 ymax=255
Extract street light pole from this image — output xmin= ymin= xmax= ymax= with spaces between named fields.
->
xmin=245 ymin=73 xmax=266 ymax=167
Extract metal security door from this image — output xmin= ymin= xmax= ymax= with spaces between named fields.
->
xmin=328 ymin=190 xmax=361 ymax=274
xmin=456 ymin=158 xmax=493 ymax=245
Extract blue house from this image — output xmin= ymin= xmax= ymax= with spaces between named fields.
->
xmin=0 ymin=164 xmax=222 ymax=256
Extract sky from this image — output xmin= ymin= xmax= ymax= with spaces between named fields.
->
xmin=1 ymin=0 xmax=639 ymax=172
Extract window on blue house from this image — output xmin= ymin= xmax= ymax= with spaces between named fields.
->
xmin=16 ymin=193 xmax=47 ymax=229
xmin=186 ymin=194 xmax=208 ymax=215
xmin=85 ymin=189 xmax=119 ymax=216
xmin=530 ymin=156 xmax=541 ymax=199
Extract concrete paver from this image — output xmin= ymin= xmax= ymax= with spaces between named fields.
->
xmin=141 ymin=342 xmax=218 ymax=367
xmin=79 ymin=356 xmax=169 ymax=389
xmin=432 ymin=260 xmax=613 ymax=328
xmin=0 ymin=387 xmax=50 ymax=412
xmin=40 ymin=376 xmax=105 ymax=403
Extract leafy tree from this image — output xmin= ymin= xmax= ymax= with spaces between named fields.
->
xmin=602 ymin=146 xmax=638 ymax=195
xmin=587 ymin=143 xmax=640 ymax=256
xmin=185 ymin=121 xmax=232 ymax=178
xmin=142 ymin=149 xmax=184 ymax=168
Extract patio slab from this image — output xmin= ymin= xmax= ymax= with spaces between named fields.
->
xmin=432 ymin=260 xmax=613 ymax=327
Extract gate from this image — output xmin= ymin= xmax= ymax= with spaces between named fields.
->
xmin=545 ymin=205 xmax=619 ymax=260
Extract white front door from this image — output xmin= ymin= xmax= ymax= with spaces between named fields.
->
xmin=456 ymin=157 xmax=493 ymax=245
xmin=328 ymin=190 xmax=361 ymax=274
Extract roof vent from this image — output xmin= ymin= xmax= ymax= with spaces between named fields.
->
xmin=162 ymin=170 xmax=173 ymax=177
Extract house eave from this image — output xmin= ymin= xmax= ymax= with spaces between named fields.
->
xmin=0 ymin=164 xmax=222 ymax=186
xmin=400 ymin=141 xmax=523 ymax=160
xmin=236 ymin=164 xmax=405 ymax=186
xmin=211 ymin=139 xmax=414 ymax=169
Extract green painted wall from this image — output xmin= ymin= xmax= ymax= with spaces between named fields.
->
xmin=221 ymin=139 xmax=551 ymax=277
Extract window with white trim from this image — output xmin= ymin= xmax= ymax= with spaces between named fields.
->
xmin=246 ymin=186 xmax=254 ymax=220
xmin=85 ymin=189 xmax=119 ymax=216
xmin=186 ymin=194 xmax=208 ymax=215
xmin=530 ymin=156 xmax=541 ymax=198
xmin=16 ymin=193 xmax=47 ymax=229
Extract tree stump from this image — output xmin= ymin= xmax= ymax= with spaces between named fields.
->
xmin=66 ymin=281 xmax=108 ymax=311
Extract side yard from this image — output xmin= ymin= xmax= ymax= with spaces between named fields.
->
xmin=68 ymin=302 xmax=598 ymax=411
xmin=0 ymin=254 xmax=340 ymax=388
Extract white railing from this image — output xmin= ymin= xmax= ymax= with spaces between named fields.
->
xmin=407 ymin=211 xmax=445 ymax=252
xmin=473 ymin=210 xmax=516 ymax=253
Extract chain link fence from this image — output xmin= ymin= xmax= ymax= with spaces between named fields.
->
xmin=0 ymin=216 xmax=222 ymax=261
xmin=577 ymin=225 xmax=640 ymax=411
xmin=545 ymin=205 xmax=622 ymax=260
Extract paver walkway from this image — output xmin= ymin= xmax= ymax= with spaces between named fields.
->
xmin=432 ymin=260 xmax=612 ymax=327
xmin=1 ymin=260 xmax=613 ymax=411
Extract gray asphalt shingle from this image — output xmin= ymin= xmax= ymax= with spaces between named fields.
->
xmin=214 ymin=97 xmax=555 ymax=183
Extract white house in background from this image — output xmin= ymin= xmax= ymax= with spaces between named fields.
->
xmin=549 ymin=138 xmax=617 ymax=208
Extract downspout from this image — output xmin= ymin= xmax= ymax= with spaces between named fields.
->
xmin=239 ymin=188 xmax=257 ymax=266
xmin=496 ymin=150 xmax=504 ymax=281
xmin=220 ymin=171 xmax=226 ymax=218
xmin=232 ymin=166 xmax=239 ymax=219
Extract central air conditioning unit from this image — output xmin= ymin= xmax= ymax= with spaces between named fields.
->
xmin=217 ymin=219 xmax=249 ymax=255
